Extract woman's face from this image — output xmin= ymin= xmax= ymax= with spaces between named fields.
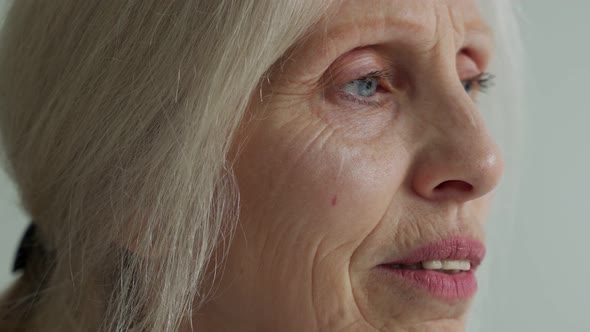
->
xmin=198 ymin=0 xmax=503 ymax=331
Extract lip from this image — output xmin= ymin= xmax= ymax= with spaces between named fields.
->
xmin=378 ymin=237 xmax=486 ymax=301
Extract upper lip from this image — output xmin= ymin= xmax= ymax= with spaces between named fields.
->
xmin=381 ymin=237 xmax=486 ymax=269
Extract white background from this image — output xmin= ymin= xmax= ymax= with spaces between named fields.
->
xmin=1 ymin=1 xmax=588 ymax=331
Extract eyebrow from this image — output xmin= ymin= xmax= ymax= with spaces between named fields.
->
xmin=282 ymin=2 xmax=494 ymax=82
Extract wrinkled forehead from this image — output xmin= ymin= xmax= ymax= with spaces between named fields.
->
xmin=322 ymin=0 xmax=492 ymax=51
xmin=279 ymin=0 xmax=494 ymax=80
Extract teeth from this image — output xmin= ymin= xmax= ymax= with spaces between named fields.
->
xmin=422 ymin=260 xmax=471 ymax=271
xmin=422 ymin=260 xmax=443 ymax=269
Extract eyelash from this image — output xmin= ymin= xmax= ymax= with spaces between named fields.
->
xmin=462 ymin=72 xmax=495 ymax=95
xmin=336 ymin=71 xmax=495 ymax=107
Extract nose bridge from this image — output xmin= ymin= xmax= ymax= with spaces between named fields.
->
xmin=418 ymin=42 xmax=494 ymax=155
xmin=410 ymin=68 xmax=504 ymax=203
xmin=433 ymin=85 xmax=487 ymax=150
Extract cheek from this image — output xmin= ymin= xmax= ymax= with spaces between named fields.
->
xmin=472 ymin=194 xmax=493 ymax=225
xmin=223 ymin=100 xmax=411 ymax=327
xmin=284 ymin=142 xmax=391 ymax=240
xmin=235 ymin=108 xmax=409 ymax=265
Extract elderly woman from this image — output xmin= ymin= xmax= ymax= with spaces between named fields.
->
xmin=0 ymin=0 xmax=518 ymax=331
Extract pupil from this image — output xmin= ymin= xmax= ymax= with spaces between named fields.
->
xmin=359 ymin=78 xmax=376 ymax=97
xmin=463 ymin=81 xmax=471 ymax=93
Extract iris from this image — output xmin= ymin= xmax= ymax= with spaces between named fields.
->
xmin=343 ymin=77 xmax=378 ymax=98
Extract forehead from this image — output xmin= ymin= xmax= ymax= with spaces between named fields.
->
xmin=328 ymin=0 xmax=488 ymax=34
xmin=278 ymin=0 xmax=493 ymax=83
xmin=321 ymin=0 xmax=491 ymax=54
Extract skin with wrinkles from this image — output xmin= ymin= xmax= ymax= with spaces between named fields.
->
xmin=193 ymin=0 xmax=503 ymax=331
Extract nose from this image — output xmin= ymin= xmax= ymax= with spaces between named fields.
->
xmin=410 ymin=91 xmax=505 ymax=203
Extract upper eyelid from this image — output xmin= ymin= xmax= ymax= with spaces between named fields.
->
xmin=320 ymin=48 xmax=391 ymax=85
xmin=338 ymin=70 xmax=393 ymax=88
xmin=462 ymin=30 xmax=495 ymax=71
xmin=321 ymin=45 xmax=483 ymax=85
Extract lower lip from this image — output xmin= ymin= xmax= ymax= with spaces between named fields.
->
xmin=379 ymin=266 xmax=478 ymax=301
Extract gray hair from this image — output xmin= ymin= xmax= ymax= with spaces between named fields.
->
xmin=0 ymin=0 xmax=521 ymax=331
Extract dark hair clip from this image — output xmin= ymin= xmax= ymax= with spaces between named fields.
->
xmin=12 ymin=223 xmax=38 ymax=273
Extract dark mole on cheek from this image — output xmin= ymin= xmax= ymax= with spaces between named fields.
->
xmin=331 ymin=194 xmax=338 ymax=206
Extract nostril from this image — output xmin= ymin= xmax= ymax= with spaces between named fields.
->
xmin=434 ymin=180 xmax=474 ymax=193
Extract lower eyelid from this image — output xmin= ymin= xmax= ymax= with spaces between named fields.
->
xmin=337 ymin=91 xmax=375 ymax=105
xmin=334 ymin=89 xmax=393 ymax=109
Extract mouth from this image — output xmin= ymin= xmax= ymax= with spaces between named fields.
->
xmin=378 ymin=237 xmax=486 ymax=301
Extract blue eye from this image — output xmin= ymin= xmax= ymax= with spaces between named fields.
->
xmin=343 ymin=77 xmax=379 ymax=98
xmin=334 ymin=70 xmax=394 ymax=107
xmin=462 ymin=72 xmax=495 ymax=94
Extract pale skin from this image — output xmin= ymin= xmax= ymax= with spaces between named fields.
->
xmin=194 ymin=0 xmax=503 ymax=331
